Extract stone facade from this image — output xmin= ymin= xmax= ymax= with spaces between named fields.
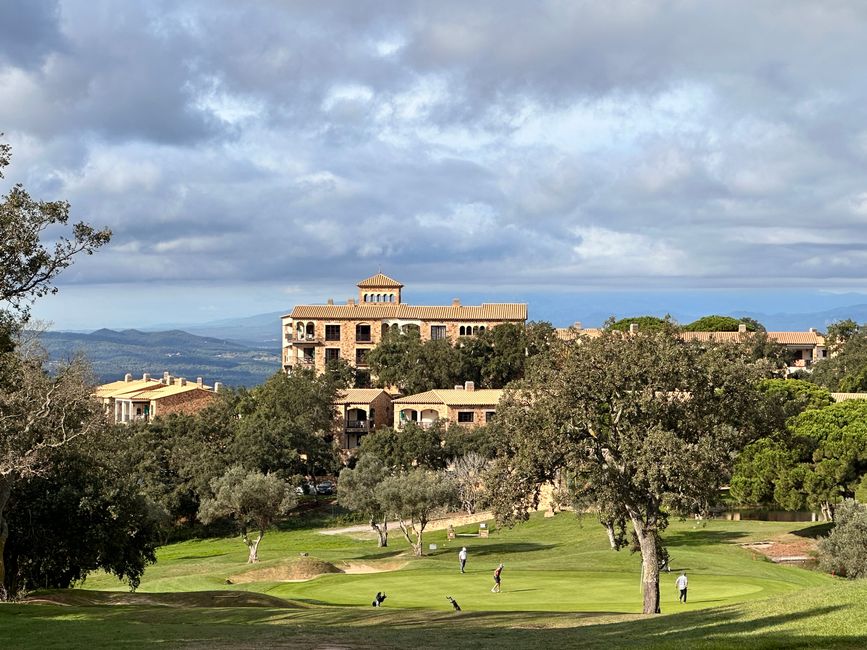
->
xmin=392 ymin=385 xmax=503 ymax=430
xmin=333 ymin=388 xmax=393 ymax=449
xmin=282 ymin=274 xmax=527 ymax=374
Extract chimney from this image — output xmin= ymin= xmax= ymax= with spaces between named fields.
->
xmin=163 ymin=371 xmax=170 ymax=382
xmin=142 ymin=373 xmax=151 ymax=381
xmin=167 ymin=376 xmax=175 ymax=386
xmin=452 ymin=298 xmax=461 ymax=308
xmin=629 ymin=323 xmax=638 ymax=334
xmin=465 ymin=381 xmax=475 ymax=392
xmin=454 ymin=384 xmax=463 ymax=390
xmin=327 ymin=298 xmax=334 ymax=305
xmin=738 ymin=323 xmax=747 ymax=333
xmin=347 ymin=298 xmax=356 ymax=306
xmin=124 ymin=373 xmax=132 ymax=382
xmin=196 ymin=377 xmax=203 ymax=388
xmin=214 ymin=382 xmax=223 ymax=393
xmin=573 ymin=321 xmax=583 ymax=330
xmin=809 ymin=327 xmax=817 ymax=334
xmin=179 ymin=377 xmax=187 ymax=386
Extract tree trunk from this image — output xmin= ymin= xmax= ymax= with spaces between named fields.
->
xmin=0 ymin=477 xmax=12 ymax=598
xmin=371 ymin=518 xmax=388 ymax=547
xmin=821 ymin=501 xmax=835 ymax=522
xmin=630 ymin=515 xmax=661 ymax=615
xmin=243 ymin=529 xmax=263 ymax=563
xmin=604 ymin=521 xmax=618 ymax=550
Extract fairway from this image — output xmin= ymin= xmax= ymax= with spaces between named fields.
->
xmin=81 ymin=511 xmax=830 ymax=615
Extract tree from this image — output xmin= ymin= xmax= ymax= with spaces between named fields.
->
xmin=359 ymin=422 xmax=448 ymax=471
xmin=755 ymin=378 xmax=834 ymax=438
xmin=0 ymin=137 xmax=111 ymax=594
xmin=604 ymin=315 xmax=677 ymax=333
xmin=683 ymin=315 xmax=760 ymax=332
xmin=198 ymin=466 xmax=297 ymax=563
xmin=377 ymin=469 xmax=457 ymax=556
xmin=368 ymin=329 xmax=464 ymax=395
xmin=451 ymin=452 xmax=489 ymax=515
xmin=3 ymin=448 xmax=160 ymax=595
xmin=811 ymin=325 xmax=867 ymax=392
xmin=825 ymin=319 xmax=861 ymax=354
xmin=818 ymin=500 xmax=867 ymax=578
xmin=488 ymin=330 xmax=767 ymax=614
xmin=338 ymin=455 xmax=390 ymax=547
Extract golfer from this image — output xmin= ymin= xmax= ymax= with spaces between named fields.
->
xmin=458 ymin=547 xmax=468 ymax=574
xmin=491 ymin=563 xmax=504 ymax=593
xmin=676 ymin=572 xmax=688 ymax=603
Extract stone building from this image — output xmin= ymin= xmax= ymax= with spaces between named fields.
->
xmin=282 ymin=273 xmax=527 ymax=374
xmin=392 ymin=382 xmax=503 ymax=429
xmin=96 ymin=372 xmax=221 ymax=424
xmin=333 ymin=388 xmax=393 ymax=449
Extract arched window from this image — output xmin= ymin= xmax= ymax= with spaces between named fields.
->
xmin=459 ymin=325 xmax=466 ymax=336
xmin=479 ymin=325 xmax=485 ymax=332
xmin=306 ymin=322 xmax=315 ymax=339
xmin=296 ymin=322 xmax=304 ymax=339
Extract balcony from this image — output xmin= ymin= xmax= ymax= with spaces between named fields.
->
xmin=290 ymin=334 xmax=323 ymax=345
xmin=345 ymin=420 xmax=371 ymax=433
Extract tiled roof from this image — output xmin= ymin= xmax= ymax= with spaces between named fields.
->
xmin=556 ymin=327 xmax=603 ymax=341
xmin=357 ymin=273 xmax=403 ymax=288
xmin=335 ymin=388 xmax=390 ymax=404
xmin=288 ymin=303 xmax=527 ymax=321
xmin=95 ymin=379 xmax=163 ymax=398
xmin=122 ymin=384 xmax=213 ymax=400
xmin=394 ymin=389 xmax=504 ymax=406
xmin=680 ymin=331 xmax=825 ymax=345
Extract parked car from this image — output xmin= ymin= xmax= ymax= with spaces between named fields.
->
xmin=315 ymin=481 xmax=335 ymax=495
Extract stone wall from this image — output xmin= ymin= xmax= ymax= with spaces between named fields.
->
xmin=152 ymin=389 xmax=216 ymax=418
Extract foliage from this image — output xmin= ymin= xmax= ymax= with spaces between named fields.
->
xmin=810 ymin=324 xmax=867 ymax=392
xmin=683 ymin=315 xmax=759 ymax=332
xmin=3 ymin=448 xmax=160 ymax=595
xmin=756 ymin=378 xmax=834 ymax=438
xmin=368 ymin=329 xmax=464 ymax=394
xmin=337 ymin=455 xmax=390 ymax=546
xmin=377 ymin=468 xmax=457 ymax=556
xmin=232 ymin=369 xmax=341 ymax=479
xmin=359 ymin=422 xmax=448 ymax=471
xmin=818 ymin=500 xmax=867 ymax=578
xmin=442 ymin=422 xmax=499 ymax=460
xmin=488 ymin=329 xmax=769 ymax=613
xmin=198 ymin=466 xmax=297 ymax=563
xmin=604 ymin=315 xmax=677 ymax=332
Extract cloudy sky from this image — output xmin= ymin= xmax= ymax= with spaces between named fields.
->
xmin=3 ymin=1 xmax=867 ymax=329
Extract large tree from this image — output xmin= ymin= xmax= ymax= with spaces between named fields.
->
xmin=488 ymin=330 xmax=768 ymax=614
xmin=198 ymin=466 xmax=297 ymax=563
xmin=359 ymin=422 xmax=449 ymax=472
xmin=368 ymin=329 xmax=464 ymax=395
xmin=683 ymin=315 xmax=761 ymax=332
xmin=810 ymin=323 xmax=867 ymax=392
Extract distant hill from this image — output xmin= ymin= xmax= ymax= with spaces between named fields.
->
xmin=143 ymin=311 xmax=285 ymax=349
xmin=39 ymin=328 xmax=280 ymax=387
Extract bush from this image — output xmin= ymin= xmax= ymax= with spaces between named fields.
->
xmin=818 ymin=500 xmax=867 ymax=578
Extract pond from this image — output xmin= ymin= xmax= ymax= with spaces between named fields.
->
xmin=715 ymin=509 xmax=821 ymax=522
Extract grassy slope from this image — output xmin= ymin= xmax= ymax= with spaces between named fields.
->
xmin=3 ymin=513 xmax=863 ymax=648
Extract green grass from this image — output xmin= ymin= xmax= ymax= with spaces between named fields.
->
xmin=2 ymin=513 xmax=864 ymax=648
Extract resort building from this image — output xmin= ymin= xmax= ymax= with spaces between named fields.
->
xmin=96 ymin=372 xmax=221 ymax=424
xmin=282 ymin=273 xmax=527 ymax=374
xmin=333 ymin=388 xmax=393 ymax=449
xmin=392 ymin=382 xmax=503 ymax=430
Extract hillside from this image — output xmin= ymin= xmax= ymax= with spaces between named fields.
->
xmin=39 ymin=329 xmax=280 ymax=387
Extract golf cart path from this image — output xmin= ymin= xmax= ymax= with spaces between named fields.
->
xmin=320 ymin=511 xmax=491 ymax=536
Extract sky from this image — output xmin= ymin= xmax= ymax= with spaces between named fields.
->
xmin=2 ymin=1 xmax=867 ymax=330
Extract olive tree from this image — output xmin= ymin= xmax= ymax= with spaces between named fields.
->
xmin=338 ymin=455 xmax=390 ymax=547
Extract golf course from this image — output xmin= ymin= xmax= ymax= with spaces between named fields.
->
xmin=3 ymin=509 xmax=867 ymax=648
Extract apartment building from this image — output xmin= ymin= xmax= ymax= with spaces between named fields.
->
xmin=333 ymin=388 xmax=393 ymax=449
xmin=392 ymin=382 xmax=503 ymax=429
xmin=282 ymin=273 xmax=527 ymax=374
xmin=96 ymin=372 xmax=221 ymax=424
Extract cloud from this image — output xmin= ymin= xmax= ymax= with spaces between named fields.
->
xmin=3 ymin=0 xmax=867 ymax=316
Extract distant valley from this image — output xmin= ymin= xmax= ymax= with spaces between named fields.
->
xmin=39 ymin=328 xmax=281 ymax=387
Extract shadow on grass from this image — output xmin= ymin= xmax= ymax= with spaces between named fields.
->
xmin=791 ymin=523 xmax=833 ymax=539
xmin=460 ymin=543 xmax=556 ymax=557
xmin=663 ymin=529 xmax=748 ymax=547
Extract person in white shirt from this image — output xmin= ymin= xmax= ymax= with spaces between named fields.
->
xmin=676 ymin=572 xmax=688 ymax=603
xmin=458 ymin=547 xmax=468 ymax=573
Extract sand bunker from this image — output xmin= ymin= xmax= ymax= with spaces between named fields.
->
xmin=25 ymin=590 xmax=294 ymax=608
xmin=337 ymin=560 xmax=407 ymax=574
xmin=231 ymin=556 xmax=344 ymax=583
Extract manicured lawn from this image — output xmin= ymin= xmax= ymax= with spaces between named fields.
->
xmin=3 ymin=512 xmax=863 ymax=648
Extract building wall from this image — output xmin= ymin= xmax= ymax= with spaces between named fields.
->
xmin=151 ymin=389 xmax=216 ymax=418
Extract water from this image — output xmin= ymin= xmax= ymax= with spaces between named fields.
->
xmin=716 ymin=509 xmax=820 ymax=522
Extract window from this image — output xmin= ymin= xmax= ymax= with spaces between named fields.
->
xmin=325 ymin=324 xmax=341 ymax=341
xmin=355 ymin=348 xmax=369 ymax=366
xmin=457 ymin=411 xmax=474 ymax=423
xmin=356 ymin=324 xmax=371 ymax=342
xmin=431 ymin=325 xmax=446 ymax=340
xmin=485 ymin=411 xmax=496 ymax=423
xmin=302 ymin=348 xmax=314 ymax=363
xmin=325 ymin=348 xmax=340 ymax=362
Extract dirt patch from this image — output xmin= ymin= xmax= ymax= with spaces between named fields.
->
xmin=231 ymin=556 xmax=343 ymax=583
xmin=25 ymin=590 xmax=295 ymax=608
xmin=742 ymin=536 xmax=819 ymax=562
xmin=337 ymin=560 xmax=407 ymax=574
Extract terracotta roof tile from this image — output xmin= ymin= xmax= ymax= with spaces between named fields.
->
xmin=287 ymin=303 xmax=527 ymax=321
xmin=394 ymin=389 xmax=504 ymax=406
xmin=832 ymin=393 xmax=867 ymax=402
xmin=680 ymin=331 xmax=825 ymax=345
xmin=335 ymin=389 xmax=390 ymax=404
xmin=357 ymin=273 xmax=404 ymax=288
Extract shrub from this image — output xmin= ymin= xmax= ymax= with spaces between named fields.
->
xmin=818 ymin=500 xmax=867 ymax=578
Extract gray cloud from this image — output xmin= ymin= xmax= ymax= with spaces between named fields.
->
xmin=2 ymin=0 xmax=867 ymax=311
